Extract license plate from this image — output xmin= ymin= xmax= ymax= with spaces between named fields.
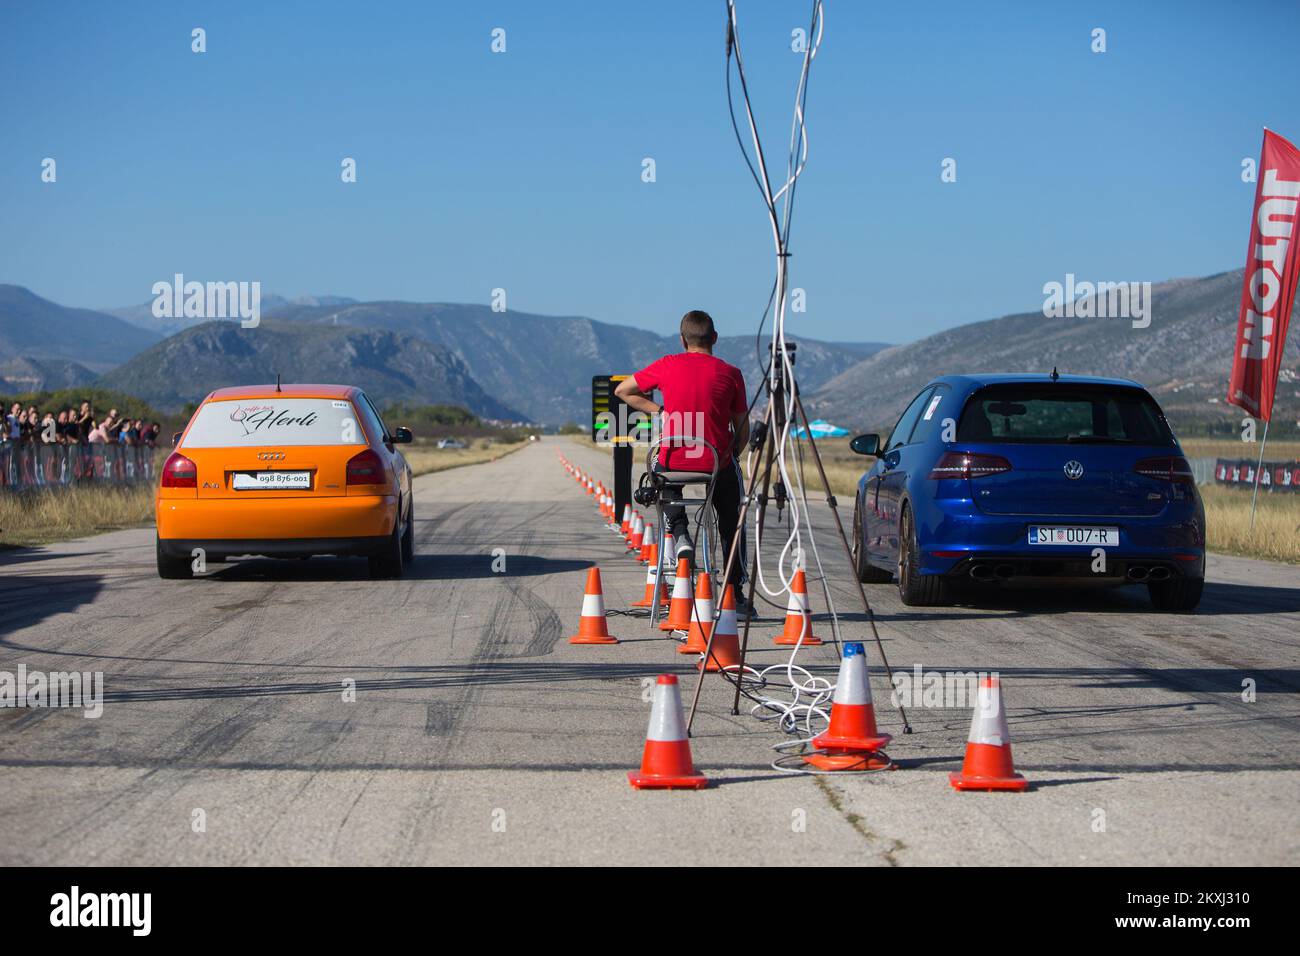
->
xmin=1028 ymin=525 xmax=1118 ymax=546
xmin=231 ymin=471 xmax=311 ymax=490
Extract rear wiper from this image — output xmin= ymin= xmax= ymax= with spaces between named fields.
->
xmin=1065 ymin=435 xmax=1132 ymax=443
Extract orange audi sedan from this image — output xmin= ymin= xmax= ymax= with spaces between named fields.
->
xmin=156 ymin=384 xmax=414 ymax=579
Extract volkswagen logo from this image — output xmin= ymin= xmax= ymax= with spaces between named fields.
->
xmin=257 ymin=452 xmax=286 ymax=460
xmin=1063 ymin=460 xmax=1084 ymax=480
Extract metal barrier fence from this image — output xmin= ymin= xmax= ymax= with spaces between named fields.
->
xmin=0 ymin=443 xmax=158 ymax=490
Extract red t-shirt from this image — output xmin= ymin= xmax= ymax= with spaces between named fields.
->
xmin=634 ymin=352 xmax=747 ymax=470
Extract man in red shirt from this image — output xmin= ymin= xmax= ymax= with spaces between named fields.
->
xmin=616 ymin=310 xmax=750 ymax=593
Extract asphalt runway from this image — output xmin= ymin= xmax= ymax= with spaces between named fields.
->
xmin=1 ymin=436 xmax=1297 ymax=865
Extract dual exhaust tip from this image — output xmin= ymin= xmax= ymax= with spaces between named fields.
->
xmin=967 ymin=562 xmax=1172 ymax=583
xmin=969 ymin=563 xmax=1016 ymax=582
xmin=1125 ymin=565 xmax=1171 ymax=582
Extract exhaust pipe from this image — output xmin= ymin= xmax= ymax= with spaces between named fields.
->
xmin=994 ymin=563 xmax=1016 ymax=580
xmin=1126 ymin=565 xmax=1150 ymax=582
xmin=969 ymin=564 xmax=996 ymax=582
xmin=1147 ymin=566 xmax=1171 ymax=582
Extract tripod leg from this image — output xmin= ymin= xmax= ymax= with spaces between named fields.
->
xmin=794 ymin=392 xmax=912 ymax=734
xmin=684 ymin=400 xmax=774 ymax=733
xmin=730 ymin=415 xmax=777 ymax=717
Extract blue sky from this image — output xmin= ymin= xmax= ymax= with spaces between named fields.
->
xmin=2 ymin=0 xmax=1298 ymax=343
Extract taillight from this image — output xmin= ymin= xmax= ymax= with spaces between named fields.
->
xmin=346 ymin=448 xmax=386 ymax=485
xmin=1134 ymin=456 xmax=1194 ymax=484
xmin=929 ymin=451 xmax=1012 ymax=480
xmin=160 ymin=452 xmax=197 ymax=488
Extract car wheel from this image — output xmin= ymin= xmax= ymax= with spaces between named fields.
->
xmin=400 ymin=499 xmax=415 ymax=564
xmin=368 ymin=518 xmax=405 ymax=579
xmin=852 ymin=501 xmax=892 ymax=583
xmin=156 ymin=536 xmax=193 ymax=580
xmin=1148 ymin=576 xmax=1203 ymax=612
xmin=897 ymin=506 xmax=947 ymax=606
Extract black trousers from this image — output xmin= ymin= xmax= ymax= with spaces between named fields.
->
xmin=658 ymin=460 xmax=746 ymax=587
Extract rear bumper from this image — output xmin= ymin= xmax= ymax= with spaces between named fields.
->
xmin=158 ymin=536 xmax=391 ymax=561
xmin=156 ymin=494 xmax=398 ymax=545
xmin=912 ymin=497 xmax=1205 ymax=580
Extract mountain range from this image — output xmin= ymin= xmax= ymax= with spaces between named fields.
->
xmin=1 ymin=271 xmax=1295 ymax=432
xmin=806 ymin=269 xmax=1300 ymax=431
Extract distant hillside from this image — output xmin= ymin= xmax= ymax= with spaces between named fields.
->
xmin=265 ymin=300 xmax=888 ymax=423
xmin=106 ymin=293 xmax=357 ymax=337
xmin=0 ymin=355 xmax=97 ymax=393
xmin=0 ymin=285 xmax=161 ymax=379
xmin=95 ymin=320 xmax=524 ymax=420
xmin=809 ymin=270 xmax=1300 ymax=436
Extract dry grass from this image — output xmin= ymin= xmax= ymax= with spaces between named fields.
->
xmin=1200 ymin=484 xmax=1300 ymax=564
xmin=1178 ymin=438 xmax=1300 ymax=461
xmin=0 ymin=484 xmax=157 ymax=547
xmin=401 ymin=438 xmax=528 ymax=476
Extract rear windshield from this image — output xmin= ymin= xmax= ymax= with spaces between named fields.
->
xmin=182 ymin=398 xmax=366 ymax=448
xmin=956 ymin=385 xmax=1174 ymax=445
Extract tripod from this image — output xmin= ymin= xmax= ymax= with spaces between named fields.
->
xmin=684 ymin=344 xmax=913 ymax=737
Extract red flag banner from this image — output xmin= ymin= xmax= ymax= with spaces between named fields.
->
xmin=1228 ymin=130 xmax=1300 ymax=421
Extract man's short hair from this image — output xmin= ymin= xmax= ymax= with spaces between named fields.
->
xmin=680 ymin=310 xmax=716 ymax=347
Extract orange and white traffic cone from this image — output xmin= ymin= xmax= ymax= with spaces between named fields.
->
xmin=699 ymin=584 xmax=743 ymax=672
xmin=774 ymin=569 xmax=823 ymax=646
xmin=619 ymin=504 xmax=633 ymax=536
xmin=628 ymin=675 xmax=708 ymax=790
xmin=638 ymin=518 xmax=658 ymax=563
xmin=627 ymin=513 xmax=644 ymax=552
xmin=678 ymin=572 xmax=715 ymax=654
xmin=567 ymin=567 xmax=619 ymax=645
xmin=949 ymin=676 xmax=1028 ymax=792
xmin=630 ymin=557 xmax=670 ymax=608
xmin=804 ymin=642 xmax=892 ymax=771
xmin=659 ymin=558 xmax=695 ymax=631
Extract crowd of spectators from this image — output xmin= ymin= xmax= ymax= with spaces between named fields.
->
xmin=4 ymin=402 xmax=161 ymax=448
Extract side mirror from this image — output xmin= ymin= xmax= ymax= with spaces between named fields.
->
xmin=391 ymin=427 xmax=413 ymax=444
xmin=849 ymin=433 xmax=880 ymax=456
xmin=171 ymin=431 xmax=183 ymax=447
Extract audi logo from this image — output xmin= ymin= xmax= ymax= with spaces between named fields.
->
xmin=1063 ymin=460 xmax=1084 ymax=480
xmin=257 ymin=452 xmax=286 ymax=460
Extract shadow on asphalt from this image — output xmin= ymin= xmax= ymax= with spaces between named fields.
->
xmin=0 ymin=572 xmax=104 ymax=638
xmin=827 ymin=579 xmax=1300 ymax=617
xmin=205 ymin=553 xmax=592 ymax=581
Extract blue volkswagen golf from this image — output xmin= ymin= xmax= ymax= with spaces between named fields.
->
xmin=848 ymin=373 xmax=1206 ymax=611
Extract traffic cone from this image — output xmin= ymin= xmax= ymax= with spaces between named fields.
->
xmin=627 ymin=513 xmax=644 ymax=552
xmin=568 ymin=567 xmax=619 ymax=645
xmin=774 ymin=569 xmax=823 ymax=646
xmin=659 ymin=558 xmax=695 ymax=631
xmin=699 ymin=585 xmax=743 ymax=672
xmin=628 ymin=675 xmax=708 ymax=790
xmin=804 ymin=643 xmax=892 ymax=771
xmin=949 ymin=677 xmax=1028 ymax=792
xmin=630 ymin=557 xmax=670 ymax=608
xmin=638 ymin=519 xmax=658 ymax=563
xmin=620 ymin=504 xmax=633 ymax=536
xmin=678 ymin=572 xmax=715 ymax=654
